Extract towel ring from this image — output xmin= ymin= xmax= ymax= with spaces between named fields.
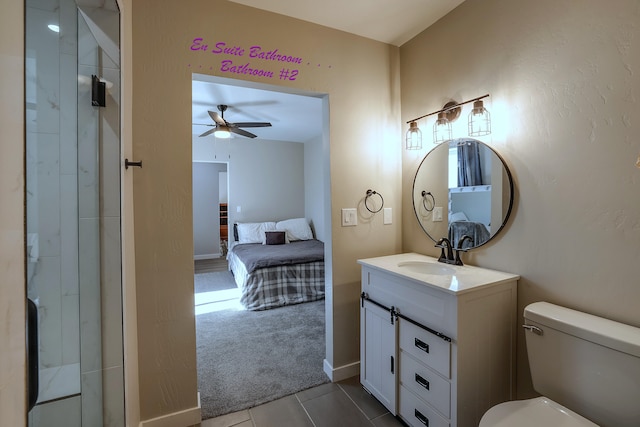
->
xmin=365 ymin=189 xmax=384 ymax=213
xmin=421 ymin=191 xmax=435 ymax=212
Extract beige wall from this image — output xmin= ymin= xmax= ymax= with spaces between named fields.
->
xmin=0 ymin=1 xmax=26 ymax=425
xmin=130 ymin=0 xmax=402 ymax=421
xmin=9 ymin=0 xmax=637 ymax=424
xmin=401 ymin=0 xmax=640 ymax=397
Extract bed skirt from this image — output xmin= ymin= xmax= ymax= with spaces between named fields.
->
xmin=229 ymin=253 xmax=324 ymax=310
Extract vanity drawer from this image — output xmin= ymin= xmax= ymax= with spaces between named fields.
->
xmin=363 ymin=268 xmax=456 ymax=336
xmin=399 ymin=385 xmax=450 ymax=427
xmin=399 ymin=318 xmax=451 ymax=378
xmin=400 ymin=351 xmax=450 ymax=417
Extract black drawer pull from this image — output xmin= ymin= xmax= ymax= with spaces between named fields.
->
xmin=415 ymin=373 xmax=430 ymax=390
xmin=415 ymin=409 xmax=429 ymax=426
xmin=415 ymin=337 xmax=430 ymax=353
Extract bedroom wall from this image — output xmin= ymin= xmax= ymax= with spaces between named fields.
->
xmin=305 ymin=134 xmax=325 ymax=241
xmin=400 ymin=0 xmax=640 ymax=398
xmin=193 ymin=136 xmax=306 ymax=226
xmin=131 ymin=0 xmax=401 ymax=421
xmin=193 ymin=162 xmax=226 ymax=259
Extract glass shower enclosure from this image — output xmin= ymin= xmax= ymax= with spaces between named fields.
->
xmin=25 ymin=0 xmax=123 ymax=425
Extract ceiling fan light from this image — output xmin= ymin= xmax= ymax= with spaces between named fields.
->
xmin=214 ymin=125 xmax=231 ymax=139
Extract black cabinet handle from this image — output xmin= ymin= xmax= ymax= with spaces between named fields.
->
xmin=415 ymin=409 xmax=429 ymax=426
xmin=415 ymin=337 xmax=430 ymax=353
xmin=415 ymin=373 xmax=430 ymax=390
xmin=27 ymin=298 xmax=39 ymax=411
xmin=390 ymin=355 xmax=394 ymax=374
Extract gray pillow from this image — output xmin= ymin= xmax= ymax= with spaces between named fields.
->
xmin=265 ymin=231 xmax=286 ymax=245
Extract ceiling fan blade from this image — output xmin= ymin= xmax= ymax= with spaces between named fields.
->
xmin=231 ymin=122 xmax=272 ymax=128
xmin=199 ymin=128 xmax=217 ymax=137
xmin=230 ymin=127 xmax=257 ymax=138
xmin=208 ymin=110 xmax=226 ymax=126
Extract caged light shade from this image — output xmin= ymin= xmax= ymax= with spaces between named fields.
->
xmin=468 ymin=100 xmax=491 ymax=136
xmin=433 ymin=112 xmax=451 ymax=144
xmin=406 ymin=121 xmax=422 ymax=150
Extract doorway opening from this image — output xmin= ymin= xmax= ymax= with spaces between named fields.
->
xmin=191 ymin=74 xmax=331 ymax=420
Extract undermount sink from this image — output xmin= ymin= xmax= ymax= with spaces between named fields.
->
xmin=397 ymin=261 xmax=456 ymax=275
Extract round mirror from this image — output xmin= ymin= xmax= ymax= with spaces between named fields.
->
xmin=412 ymin=138 xmax=514 ymax=249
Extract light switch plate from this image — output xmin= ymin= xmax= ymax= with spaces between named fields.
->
xmin=383 ymin=207 xmax=392 ymax=225
xmin=341 ymin=208 xmax=357 ymax=226
xmin=433 ymin=206 xmax=443 ymax=222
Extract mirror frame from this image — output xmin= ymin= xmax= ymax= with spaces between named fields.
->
xmin=411 ymin=138 xmax=515 ymax=249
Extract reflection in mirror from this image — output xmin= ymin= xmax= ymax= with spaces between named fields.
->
xmin=412 ymin=138 xmax=514 ymax=249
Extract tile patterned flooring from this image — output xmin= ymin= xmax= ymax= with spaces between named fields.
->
xmin=199 ymin=376 xmax=404 ymax=427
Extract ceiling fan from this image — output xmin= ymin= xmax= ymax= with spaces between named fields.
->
xmin=197 ymin=104 xmax=272 ymax=139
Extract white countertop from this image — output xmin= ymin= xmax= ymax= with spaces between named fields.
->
xmin=358 ymin=252 xmax=520 ymax=295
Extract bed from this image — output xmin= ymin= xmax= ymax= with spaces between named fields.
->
xmin=227 ymin=218 xmax=325 ymax=310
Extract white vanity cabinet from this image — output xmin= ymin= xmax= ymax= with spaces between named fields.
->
xmin=358 ymin=253 xmax=519 ymax=427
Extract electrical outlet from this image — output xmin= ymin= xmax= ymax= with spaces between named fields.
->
xmin=341 ymin=208 xmax=357 ymax=226
xmin=433 ymin=207 xmax=443 ymax=222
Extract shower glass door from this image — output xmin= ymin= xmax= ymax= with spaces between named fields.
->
xmin=25 ymin=1 xmax=123 ymax=426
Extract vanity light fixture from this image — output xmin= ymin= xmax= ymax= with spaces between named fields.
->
xmin=433 ymin=112 xmax=452 ymax=144
xmin=406 ymin=121 xmax=422 ymax=150
xmin=468 ymin=100 xmax=491 ymax=136
xmin=405 ymin=94 xmax=491 ymax=148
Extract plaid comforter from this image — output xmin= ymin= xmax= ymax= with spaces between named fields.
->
xmin=228 ymin=240 xmax=325 ymax=310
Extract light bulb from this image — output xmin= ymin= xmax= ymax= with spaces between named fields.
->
xmin=468 ymin=100 xmax=491 ymax=136
xmin=405 ymin=122 xmax=422 ymax=150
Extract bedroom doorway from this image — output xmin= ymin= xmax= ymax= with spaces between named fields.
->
xmin=191 ymin=75 xmax=330 ymax=420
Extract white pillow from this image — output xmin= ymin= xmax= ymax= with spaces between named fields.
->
xmin=237 ymin=222 xmax=276 ymax=244
xmin=275 ymin=218 xmax=313 ymax=241
xmin=450 ymin=211 xmax=469 ymax=222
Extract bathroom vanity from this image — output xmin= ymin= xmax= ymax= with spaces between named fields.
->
xmin=358 ymin=253 xmax=519 ymax=427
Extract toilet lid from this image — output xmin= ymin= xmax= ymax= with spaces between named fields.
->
xmin=479 ymin=397 xmax=599 ymax=427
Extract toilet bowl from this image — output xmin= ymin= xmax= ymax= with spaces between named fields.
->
xmin=479 ymin=302 xmax=640 ymax=427
xmin=479 ymin=396 xmax=598 ymax=427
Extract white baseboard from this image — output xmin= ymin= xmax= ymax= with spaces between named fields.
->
xmin=194 ymin=253 xmax=220 ymax=261
xmin=139 ymin=401 xmax=201 ymax=427
xmin=323 ymin=359 xmax=360 ymax=382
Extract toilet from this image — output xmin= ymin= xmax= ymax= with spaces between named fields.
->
xmin=479 ymin=301 xmax=640 ymax=427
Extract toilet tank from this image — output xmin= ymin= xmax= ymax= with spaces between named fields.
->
xmin=524 ymin=302 xmax=640 ymax=427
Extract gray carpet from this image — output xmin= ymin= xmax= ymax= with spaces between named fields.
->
xmin=195 ymin=277 xmax=329 ymax=420
xmin=195 ymin=271 xmax=237 ymax=293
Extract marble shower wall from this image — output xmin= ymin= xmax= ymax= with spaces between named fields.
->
xmin=26 ymin=0 xmax=123 ymax=425
xmin=26 ymin=0 xmax=81 ymax=384
xmin=77 ymin=5 xmax=124 ymax=425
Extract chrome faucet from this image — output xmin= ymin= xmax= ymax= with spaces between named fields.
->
xmin=436 ymin=235 xmax=473 ymax=265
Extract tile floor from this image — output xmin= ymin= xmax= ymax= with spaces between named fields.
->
xmin=198 ymin=376 xmax=405 ymax=427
